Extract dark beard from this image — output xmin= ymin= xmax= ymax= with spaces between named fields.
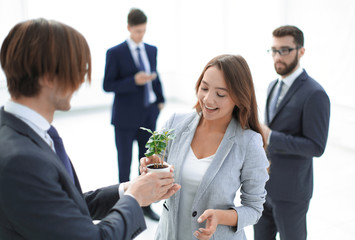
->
xmin=274 ymin=51 xmax=299 ymax=76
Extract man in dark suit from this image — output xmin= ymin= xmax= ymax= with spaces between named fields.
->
xmin=254 ymin=25 xmax=330 ymax=240
xmin=103 ymin=8 xmax=165 ymax=221
xmin=0 ymin=18 xmax=180 ymax=240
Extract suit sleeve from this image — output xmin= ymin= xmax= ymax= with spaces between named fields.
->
xmin=269 ymin=90 xmax=330 ymax=157
xmin=84 ymin=185 xmax=120 ymax=220
xmin=0 ymin=153 xmax=146 ymax=240
xmin=103 ymin=48 xmax=138 ymax=94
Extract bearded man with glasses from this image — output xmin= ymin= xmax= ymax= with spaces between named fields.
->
xmin=254 ymin=25 xmax=330 ymax=240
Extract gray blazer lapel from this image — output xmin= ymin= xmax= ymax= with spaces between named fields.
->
xmin=170 ymin=115 xmax=199 ymax=181
xmin=192 ymin=118 xmax=237 ymax=207
xmin=167 ymin=114 xmax=200 ymax=228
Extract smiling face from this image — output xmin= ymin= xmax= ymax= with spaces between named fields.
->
xmin=197 ymin=66 xmax=236 ymax=123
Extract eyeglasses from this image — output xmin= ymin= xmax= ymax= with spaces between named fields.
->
xmin=267 ymin=47 xmax=299 ymax=56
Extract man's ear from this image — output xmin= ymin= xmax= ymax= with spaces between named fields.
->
xmin=39 ymin=75 xmax=54 ymax=88
xmin=298 ymin=47 xmax=305 ymax=59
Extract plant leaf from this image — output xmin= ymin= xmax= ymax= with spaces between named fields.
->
xmin=145 ymin=151 xmax=154 ymax=157
xmin=140 ymin=127 xmax=153 ymax=134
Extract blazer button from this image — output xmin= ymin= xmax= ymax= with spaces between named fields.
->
xmin=192 ymin=211 xmax=197 ymax=217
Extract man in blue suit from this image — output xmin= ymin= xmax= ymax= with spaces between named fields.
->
xmin=254 ymin=26 xmax=330 ymax=240
xmin=0 ymin=18 xmax=179 ymax=240
xmin=103 ymin=8 xmax=165 ymax=221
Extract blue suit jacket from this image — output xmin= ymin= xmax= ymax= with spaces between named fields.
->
xmin=0 ymin=108 xmax=146 ymax=239
xmin=103 ymin=41 xmax=165 ymax=129
xmin=265 ymin=70 xmax=330 ymax=201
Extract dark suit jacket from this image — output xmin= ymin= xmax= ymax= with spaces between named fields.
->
xmin=265 ymin=70 xmax=330 ymax=202
xmin=103 ymin=41 xmax=165 ymax=129
xmin=0 ymin=108 xmax=146 ymax=239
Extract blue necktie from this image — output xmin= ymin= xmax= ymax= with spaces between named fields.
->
xmin=269 ymin=80 xmax=284 ymax=121
xmin=48 ymin=126 xmax=75 ymax=183
xmin=136 ymin=47 xmax=150 ymax=107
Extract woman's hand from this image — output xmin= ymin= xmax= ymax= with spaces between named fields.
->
xmin=193 ymin=209 xmax=219 ymax=240
xmin=139 ymin=155 xmax=161 ymax=174
xmin=140 ymin=155 xmax=175 ymax=174
xmin=194 ymin=209 xmax=238 ymax=239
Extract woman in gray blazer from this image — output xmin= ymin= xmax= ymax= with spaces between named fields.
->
xmin=141 ymin=54 xmax=269 ymax=240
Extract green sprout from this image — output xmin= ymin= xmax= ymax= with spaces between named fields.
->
xmin=140 ymin=127 xmax=175 ymax=168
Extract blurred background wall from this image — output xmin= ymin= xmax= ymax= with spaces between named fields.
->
xmin=1 ymin=2 xmax=354 ymax=238
xmin=0 ymin=0 xmax=354 ymax=151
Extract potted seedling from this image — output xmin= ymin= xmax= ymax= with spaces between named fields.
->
xmin=140 ymin=127 xmax=175 ymax=172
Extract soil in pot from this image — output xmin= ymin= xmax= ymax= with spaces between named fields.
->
xmin=147 ymin=164 xmax=168 ymax=169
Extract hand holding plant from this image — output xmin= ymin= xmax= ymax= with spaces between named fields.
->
xmin=140 ymin=127 xmax=175 ymax=168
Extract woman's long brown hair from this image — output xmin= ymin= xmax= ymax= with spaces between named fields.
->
xmin=194 ymin=54 xmax=266 ymax=148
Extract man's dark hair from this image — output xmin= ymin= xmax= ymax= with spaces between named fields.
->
xmin=273 ymin=25 xmax=304 ymax=47
xmin=127 ymin=8 xmax=147 ymax=26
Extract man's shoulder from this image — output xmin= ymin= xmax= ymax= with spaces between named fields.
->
xmin=107 ymin=41 xmax=129 ymax=52
xmin=144 ymin=43 xmax=157 ymax=51
xmin=300 ymin=70 xmax=327 ymax=93
xmin=0 ymin=123 xmax=38 ymax=154
xmin=0 ymin=126 xmax=50 ymax=174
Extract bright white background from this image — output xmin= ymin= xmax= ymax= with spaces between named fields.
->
xmin=1 ymin=0 xmax=354 ymax=150
xmin=0 ymin=0 xmax=354 ymax=239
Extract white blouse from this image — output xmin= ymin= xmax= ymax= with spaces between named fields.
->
xmin=177 ymin=147 xmax=215 ymax=240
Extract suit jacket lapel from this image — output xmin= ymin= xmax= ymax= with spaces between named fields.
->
xmin=1 ymin=109 xmax=82 ymax=191
xmin=192 ymin=118 xmax=237 ymax=207
xmin=144 ymin=43 xmax=152 ymax=64
xmin=1 ymin=109 xmax=90 ymax=217
xmin=144 ymin=44 xmax=156 ymax=76
xmin=124 ymin=41 xmax=139 ymax=71
xmin=270 ymin=70 xmax=307 ymax=124
xmin=1 ymin=108 xmax=51 ymax=152
xmin=265 ymin=80 xmax=278 ymax=125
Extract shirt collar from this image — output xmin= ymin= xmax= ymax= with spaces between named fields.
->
xmin=279 ymin=66 xmax=303 ymax=87
xmin=126 ymin=37 xmax=145 ymax=52
xmin=4 ymin=100 xmax=51 ymax=133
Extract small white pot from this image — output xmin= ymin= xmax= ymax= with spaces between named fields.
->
xmin=146 ymin=163 xmax=171 ymax=173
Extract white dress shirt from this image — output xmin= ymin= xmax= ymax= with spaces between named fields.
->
xmin=274 ymin=66 xmax=304 ymax=108
xmin=126 ymin=37 xmax=157 ymax=104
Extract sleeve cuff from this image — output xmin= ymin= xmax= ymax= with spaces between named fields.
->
xmin=124 ymin=192 xmax=137 ymax=201
xmin=267 ymin=130 xmax=272 ymax=144
xmin=118 ymin=184 xmax=124 ymax=198
xmin=119 ymin=183 xmax=137 ymax=202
